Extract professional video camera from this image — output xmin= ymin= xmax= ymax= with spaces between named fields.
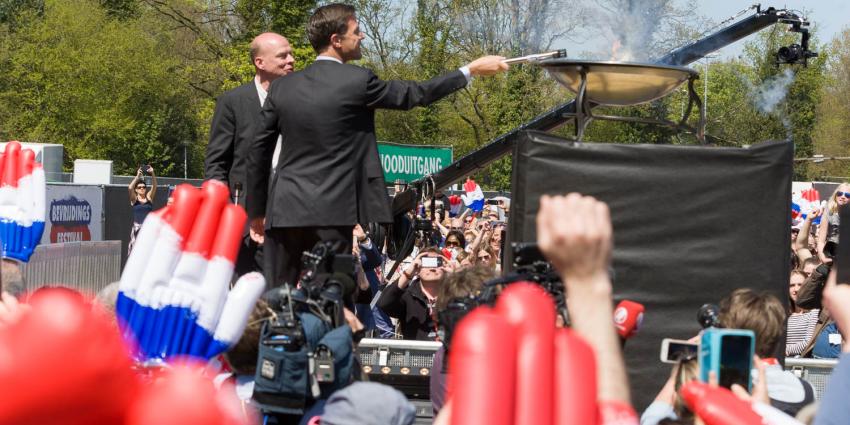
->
xmin=437 ymin=242 xmax=569 ymax=354
xmin=297 ymin=240 xmax=357 ymax=328
xmin=252 ymin=241 xmax=357 ymax=416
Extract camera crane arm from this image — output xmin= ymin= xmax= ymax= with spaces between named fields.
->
xmin=391 ymin=6 xmax=811 ymax=219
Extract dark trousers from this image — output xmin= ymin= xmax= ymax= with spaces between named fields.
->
xmin=264 ymin=226 xmax=354 ymax=288
xmin=234 ymin=233 xmax=264 ymax=277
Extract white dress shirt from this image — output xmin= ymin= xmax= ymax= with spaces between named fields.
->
xmin=254 ymin=75 xmax=283 ymax=171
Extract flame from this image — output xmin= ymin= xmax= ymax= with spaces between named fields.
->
xmin=609 ymin=39 xmax=634 ymax=62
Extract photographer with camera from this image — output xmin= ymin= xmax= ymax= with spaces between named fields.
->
xmin=813 ymin=268 xmax=850 ymax=425
xmin=377 ymin=247 xmax=449 ymax=340
xmin=127 ymin=165 xmax=156 ymax=255
xmin=251 ymin=240 xmax=367 ymax=424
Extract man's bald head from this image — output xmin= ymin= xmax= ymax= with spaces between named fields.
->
xmin=250 ymin=33 xmax=287 ymax=61
xmin=250 ymin=32 xmax=295 ymax=79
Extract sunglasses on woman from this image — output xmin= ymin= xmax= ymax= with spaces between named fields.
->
xmin=837 ymin=191 xmax=850 ymax=198
xmin=445 ymin=240 xmax=460 ymax=247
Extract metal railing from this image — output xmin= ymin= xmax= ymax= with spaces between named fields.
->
xmin=785 ymin=357 xmax=839 ymax=400
xmin=18 ymin=241 xmax=122 ymax=296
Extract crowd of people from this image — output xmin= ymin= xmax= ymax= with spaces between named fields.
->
xmin=2 ymin=188 xmax=850 ymax=425
xmin=787 ymin=184 xmax=847 ymax=361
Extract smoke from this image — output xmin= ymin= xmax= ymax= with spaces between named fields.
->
xmin=748 ymin=69 xmax=795 ymax=114
xmin=586 ymin=0 xmax=682 ymax=62
xmin=744 ymin=68 xmax=796 ymax=140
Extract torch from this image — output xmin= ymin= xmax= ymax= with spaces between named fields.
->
xmin=502 ymin=49 xmax=567 ymax=65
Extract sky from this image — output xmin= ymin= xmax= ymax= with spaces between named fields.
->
xmin=565 ymin=0 xmax=849 ymax=60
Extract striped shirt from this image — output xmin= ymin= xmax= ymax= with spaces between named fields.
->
xmin=786 ymin=309 xmax=820 ymax=356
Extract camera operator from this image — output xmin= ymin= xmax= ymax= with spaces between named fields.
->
xmin=251 ymin=240 xmax=369 ymax=424
xmin=376 ymin=247 xmax=448 ymax=340
xmin=430 ymin=265 xmax=496 ymax=415
xmin=127 ymin=165 xmax=156 ymax=255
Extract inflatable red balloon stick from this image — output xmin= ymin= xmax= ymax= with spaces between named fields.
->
xmin=680 ymin=381 xmax=762 ymax=425
xmin=127 ymin=364 xmax=254 ymax=425
xmin=0 ymin=288 xmax=140 ymax=425
xmin=555 ymin=327 xmax=599 ymax=425
xmin=448 ymin=306 xmax=517 ymax=425
xmin=496 ymin=282 xmax=556 ymax=425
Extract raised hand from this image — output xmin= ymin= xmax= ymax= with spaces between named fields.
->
xmin=116 ymin=180 xmax=265 ymax=362
xmin=0 ymin=141 xmax=46 ymax=262
xmin=536 ymin=194 xmax=613 ymax=283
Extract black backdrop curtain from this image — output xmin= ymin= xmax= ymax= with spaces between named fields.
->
xmin=507 ymin=130 xmax=793 ymax=409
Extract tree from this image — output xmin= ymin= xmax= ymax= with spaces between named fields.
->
xmin=0 ymin=0 xmax=43 ymax=29
xmin=693 ymin=26 xmax=827 ymax=180
xmin=810 ymin=28 xmax=850 ymax=180
xmin=0 ymin=0 xmax=199 ymax=175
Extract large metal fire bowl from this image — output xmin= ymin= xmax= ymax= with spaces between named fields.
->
xmin=540 ymin=59 xmax=698 ymax=106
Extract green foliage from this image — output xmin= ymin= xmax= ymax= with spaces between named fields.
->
xmin=0 ymin=0 xmax=43 ymax=28
xmin=810 ymin=29 xmax=850 ymax=181
xmin=235 ymin=0 xmax=316 ymax=46
xmin=0 ymin=0 xmax=318 ymax=178
xmin=0 ymin=0 xmax=842 ymax=187
xmin=694 ymin=28 xmax=827 ymax=179
xmin=0 ymin=0 xmax=195 ymax=175
xmin=99 ymin=0 xmax=137 ymax=19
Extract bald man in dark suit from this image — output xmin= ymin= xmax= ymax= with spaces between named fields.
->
xmin=205 ymin=32 xmax=294 ymax=276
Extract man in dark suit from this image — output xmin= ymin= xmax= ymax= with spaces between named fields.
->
xmin=205 ymin=32 xmax=294 ymax=276
xmin=247 ymin=3 xmax=508 ymax=288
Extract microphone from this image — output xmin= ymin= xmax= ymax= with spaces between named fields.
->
xmin=233 ymin=182 xmax=242 ymax=206
xmin=613 ymin=300 xmax=644 ymax=341
xmin=697 ymin=303 xmax=721 ymax=329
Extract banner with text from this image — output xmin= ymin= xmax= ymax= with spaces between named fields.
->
xmin=43 ymin=184 xmax=103 ymax=244
xmin=377 ymin=142 xmax=452 ymax=184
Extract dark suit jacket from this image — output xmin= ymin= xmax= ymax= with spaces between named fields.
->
xmin=204 ymin=81 xmax=262 ymax=207
xmin=247 ymin=60 xmax=467 ymax=228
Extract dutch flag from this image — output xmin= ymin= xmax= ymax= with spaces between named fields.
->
xmin=792 ymin=188 xmax=822 ymax=225
xmin=461 ymin=178 xmax=485 ymax=213
xmin=448 ymin=195 xmax=463 ymax=217
xmin=0 ymin=141 xmax=46 ymax=262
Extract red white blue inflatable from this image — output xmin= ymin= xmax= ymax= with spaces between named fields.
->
xmin=0 ymin=141 xmax=46 ymax=262
xmin=116 ymin=180 xmax=265 ymax=362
